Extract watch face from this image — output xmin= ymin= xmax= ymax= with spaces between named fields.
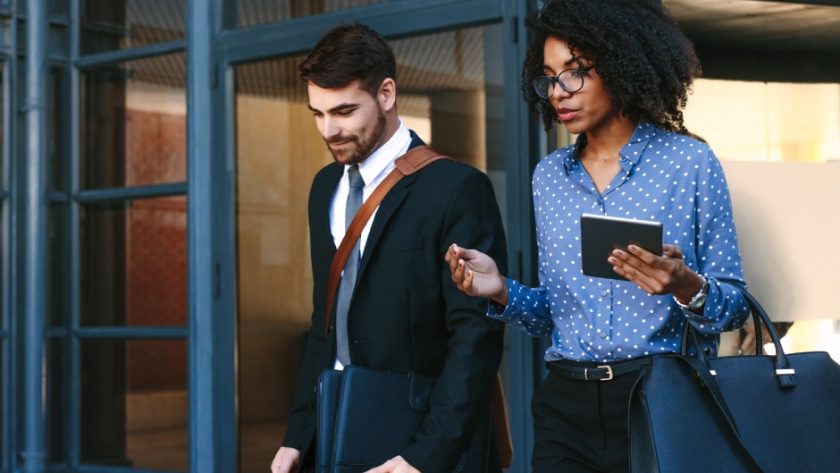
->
xmin=688 ymin=293 xmax=707 ymax=310
xmin=688 ymin=277 xmax=709 ymax=309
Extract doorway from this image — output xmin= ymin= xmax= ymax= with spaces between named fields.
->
xmin=233 ymin=23 xmax=506 ymax=473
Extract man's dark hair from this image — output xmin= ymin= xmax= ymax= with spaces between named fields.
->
xmin=522 ymin=0 xmax=701 ymax=133
xmin=299 ymin=23 xmax=397 ymax=97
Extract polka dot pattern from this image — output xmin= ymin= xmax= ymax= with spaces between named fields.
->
xmin=488 ymin=122 xmax=751 ymax=362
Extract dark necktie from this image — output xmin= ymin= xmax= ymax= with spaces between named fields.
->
xmin=334 ymin=164 xmax=364 ymax=366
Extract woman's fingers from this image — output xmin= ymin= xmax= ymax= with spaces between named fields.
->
xmin=446 ymin=243 xmax=460 ymax=274
xmin=463 ymin=269 xmax=474 ymax=294
xmin=451 ymin=258 xmax=465 ymax=284
xmin=662 ymin=244 xmax=683 ymax=259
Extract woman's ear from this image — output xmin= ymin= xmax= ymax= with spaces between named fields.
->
xmin=378 ymin=78 xmax=397 ymax=112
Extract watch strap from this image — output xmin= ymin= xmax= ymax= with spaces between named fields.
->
xmin=675 ymin=275 xmax=708 ymax=311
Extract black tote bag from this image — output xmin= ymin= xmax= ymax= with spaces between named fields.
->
xmin=628 ymin=288 xmax=840 ymax=473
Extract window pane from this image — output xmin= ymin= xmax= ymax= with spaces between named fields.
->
xmin=233 ymin=23 xmax=505 ymax=473
xmin=0 ymin=205 xmax=4 ymax=329
xmin=677 ymin=0 xmax=840 ymax=361
xmin=49 ymin=0 xmax=69 ymax=16
xmin=237 ymin=0 xmax=387 ymax=28
xmin=81 ymin=339 xmax=188 ymax=471
xmin=685 ymin=79 xmax=840 ymax=163
xmin=80 ymin=53 xmax=186 ymax=189
xmin=1 ymin=340 xmax=5 ymax=467
xmin=49 ymin=66 xmax=67 ymax=192
xmin=81 ymin=0 xmax=185 ymax=55
xmin=0 ymin=61 xmax=4 ymax=186
xmin=81 ymin=196 xmax=187 ymax=326
xmin=49 ymin=203 xmax=68 ymax=326
xmin=234 ymin=53 xmax=312 ymax=473
xmin=719 ymin=320 xmax=840 ymax=363
xmin=47 ymin=338 xmax=68 ymax=463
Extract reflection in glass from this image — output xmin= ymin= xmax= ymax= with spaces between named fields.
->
xmin=685 ymin=79 xmax=840 ymax=163
xmin=0 ymin=62 xmax=4 ymax=338
xmin=234 ymin=52 xmax=312 ymax=473
xmin=237 ymin=0 xmax=386 ymax=28
xmin=80 ymin=54 xmax=186 ymax=189
xmin=50 ymin=67 xmax=67 ymax=192
xmin=49 ymin=203 xmax=68 ymax=327
xmin=0 ymin=61 xmax=4 ymax=185
xmin=80 ymin=339 xmax=188 ymax=471
xmin=80 ymin=196 xmax=187 ymax=327
xmin=233 ymin=23 xmax=505 ymax=473
xmin=49 ymin=0 xmax=69 ymax=16
xmin=81 ymin=0 xmax=185 ymax=55
xmin=720 ymin=319 xmax=840 ymax=364
xmin=47 ymin=338 xmax=67 ymax=463
xmin=1 ymin=340 xmax=4 ymax=464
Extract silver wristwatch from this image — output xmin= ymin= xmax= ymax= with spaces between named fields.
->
xmin=674 ymin=276 xmax=708 ymax=312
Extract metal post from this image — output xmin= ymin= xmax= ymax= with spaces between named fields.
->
xmin=502 ymin=0 xmax=542 ymax=471
xmin=187 ymin=0 xmax=221 ymax=471
xmin=21 ymin=0 xmax=48 ymax=470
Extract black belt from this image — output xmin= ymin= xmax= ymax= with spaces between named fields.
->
xmin=547 ymin=357 xmax=652 ymax=382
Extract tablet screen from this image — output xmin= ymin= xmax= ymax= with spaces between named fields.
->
xmin=580 ymin=213 xmax=663 ymax=281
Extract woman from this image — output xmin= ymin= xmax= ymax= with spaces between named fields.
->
xmin=446 ymin=1 xmax=751 ymax=472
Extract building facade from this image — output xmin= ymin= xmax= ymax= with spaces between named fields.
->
xmin=0 ymin=0 xmax=837 ymax=472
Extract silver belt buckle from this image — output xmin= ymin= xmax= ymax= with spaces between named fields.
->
xmin=583 ymin=365 xmax=614 ymax=381
xmin=597 ymin=364 xmax=614 ymax=381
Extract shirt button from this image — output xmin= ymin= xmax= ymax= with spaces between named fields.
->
xmin=601 ymin=288 xmax=610 ymax=297
xmin=600 ymin=332 xmax=608 ymax=339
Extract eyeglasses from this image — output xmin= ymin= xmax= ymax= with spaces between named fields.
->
xmin=532 ymin=66 xmax=593 ymax=100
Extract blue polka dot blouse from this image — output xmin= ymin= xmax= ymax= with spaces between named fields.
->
xmin=489 ymin=122 xmax=751 ymax=363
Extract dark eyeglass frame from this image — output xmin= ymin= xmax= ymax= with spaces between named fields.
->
xmin=532 ymin=66 xmax=594 ymax=100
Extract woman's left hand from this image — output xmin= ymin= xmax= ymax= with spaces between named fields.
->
xmin=608 ymin=244 xmax=702 ymax=301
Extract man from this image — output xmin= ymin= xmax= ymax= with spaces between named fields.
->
xmin=270 ymin=23 xmax=507 ymax=473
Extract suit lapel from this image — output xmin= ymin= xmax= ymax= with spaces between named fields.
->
xmin=312 ymin=163 xmax=343 ymax=253
xmin=356 ymin=173 xmax=417 ymax=279
xmin=356 ymin=130 xmax=426 ymax=281
xmin=355 ymin=132 xmax=426 ymax=281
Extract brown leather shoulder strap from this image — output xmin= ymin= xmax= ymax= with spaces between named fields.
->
xmin=395 ymin=145 xmax=447 ymax=175
xmin=323 ymin=146 xmax=449 ymax=336
xmin=491 ymin=374 xmax=514 ymax=467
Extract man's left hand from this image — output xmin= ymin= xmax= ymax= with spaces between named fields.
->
xmin=365 ymin=456 xmax=420 ymax=473
xmin=608 ymin=244 xmax=702 ymax=301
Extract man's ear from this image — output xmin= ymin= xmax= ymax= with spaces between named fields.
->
xmin=378 ymin=78 xmax=396 ymax=112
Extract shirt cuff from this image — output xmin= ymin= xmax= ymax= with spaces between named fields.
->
xmin=487 ymin=278 xmax=516 ymax=317
xmin=680 ymin=277 xmax=728 ymax=331
xmin=487 ymin=278 xmax=542 ymax=321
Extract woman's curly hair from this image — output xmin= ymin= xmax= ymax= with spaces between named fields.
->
xmin=522 ymin=0 xmax=700 ymax=133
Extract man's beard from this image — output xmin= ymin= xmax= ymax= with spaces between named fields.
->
xmin=325 ymin=112 xmax=387 ymax=165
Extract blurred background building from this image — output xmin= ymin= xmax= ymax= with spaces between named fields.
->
xmin=0 ymin=0 xmax=837 ymax=472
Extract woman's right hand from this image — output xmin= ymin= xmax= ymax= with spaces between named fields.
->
xmin=445 ymin=243 xmax=508 ymax=305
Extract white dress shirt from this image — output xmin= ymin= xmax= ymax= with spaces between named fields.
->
xmin=329 ymin=121 xmax=412 ymax=370
xmin=329 ymin=121 xmax=412 ymax=254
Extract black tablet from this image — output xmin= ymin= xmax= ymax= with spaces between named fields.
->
xmin=580 ymin=213 xmax=663 ymax=281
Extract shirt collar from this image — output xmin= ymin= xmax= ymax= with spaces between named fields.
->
xmin=563 ymin=121 xmax=657 ymax=172
xmin=352 ymin=120 xmax=411 ymax=186
xmin=619 ymin=121 xmax=656 ymax=169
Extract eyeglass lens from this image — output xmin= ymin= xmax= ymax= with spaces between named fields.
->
xmin=533 ymin=69 xmax=585 ymax=99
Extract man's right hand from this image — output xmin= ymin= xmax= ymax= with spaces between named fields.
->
xmin=446 ymin=243 xmax=508 ymax=305
xmin=270 ymin=446 xmax=301 ymax=473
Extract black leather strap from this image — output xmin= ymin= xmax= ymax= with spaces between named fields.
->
xmin=547 ymin=357 xmax=652 ymax=381
xmin=675 ymin=354 xmax=766 ymax=472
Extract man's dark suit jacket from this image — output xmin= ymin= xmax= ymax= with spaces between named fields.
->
xmin=282 ymin=134 xmax=508 ymax=472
